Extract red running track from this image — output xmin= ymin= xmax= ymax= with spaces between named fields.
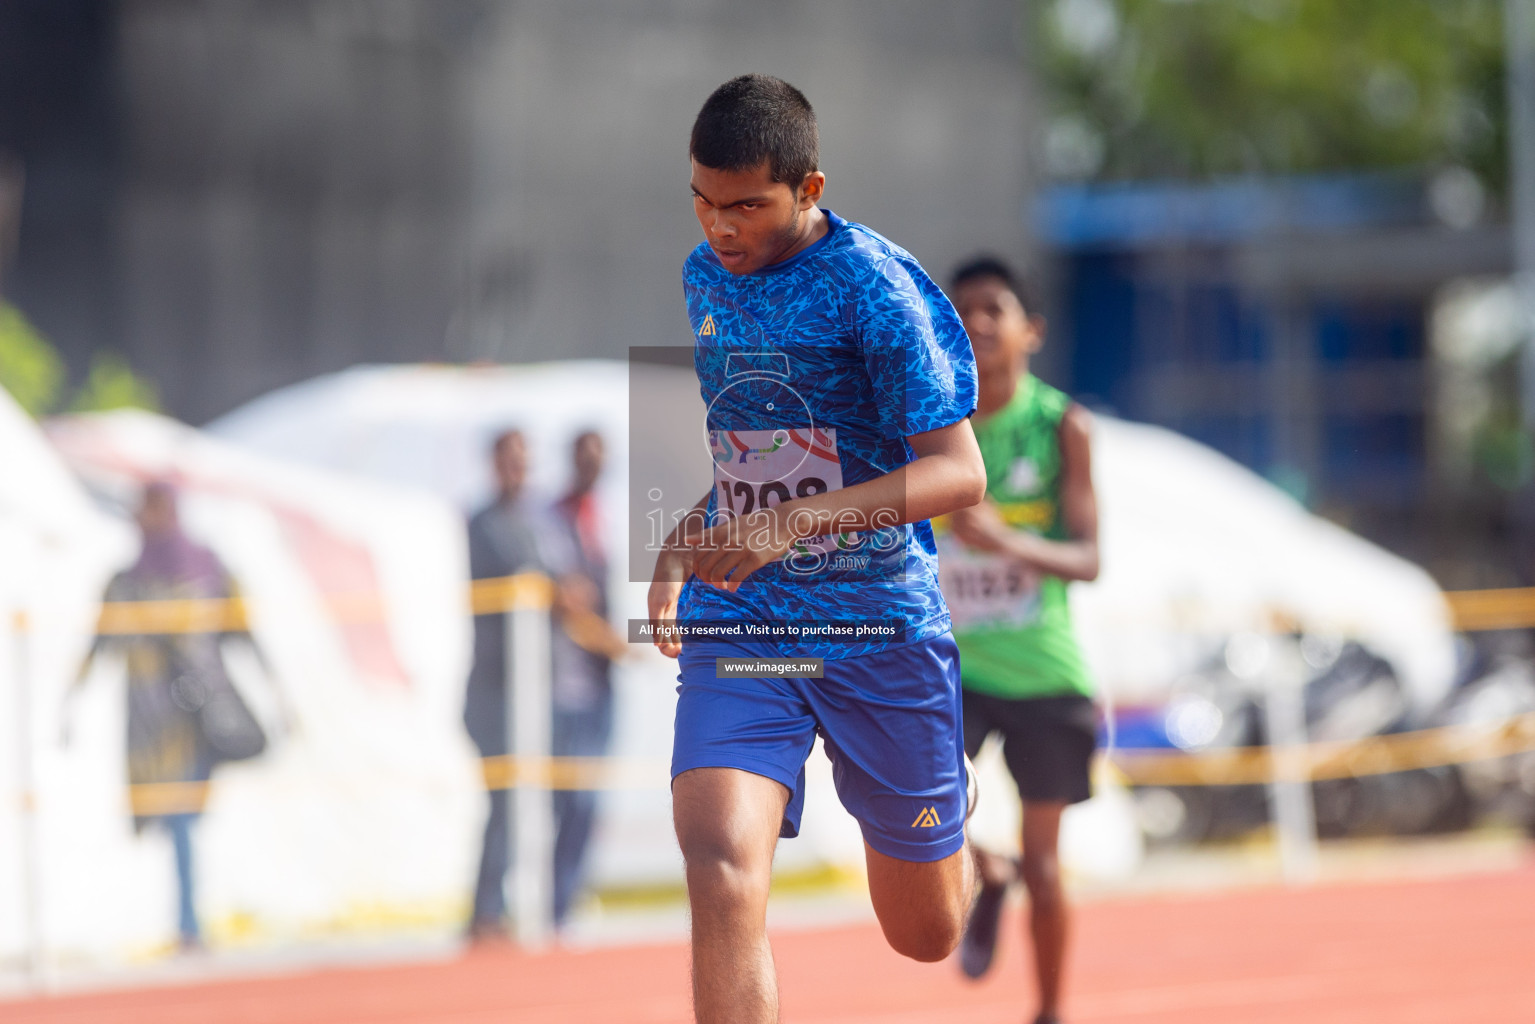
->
xmin=7 ymin=864 xmax=1535 ymax=1023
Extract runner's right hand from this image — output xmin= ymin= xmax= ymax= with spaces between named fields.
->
xmin=647 ymin=548 xmax=692 ymax=658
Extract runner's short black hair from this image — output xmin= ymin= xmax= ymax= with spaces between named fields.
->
xmin=690 ymin=74 xmax=819 ymax=189
xmin=950 ymin=255 xmax=1040 ymax=317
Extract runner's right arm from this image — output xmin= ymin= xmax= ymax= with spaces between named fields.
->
xmin=646 ymin=489 xmax=712 ymax=657
xmin=948 ymin=404 xmax=1099 ymax=582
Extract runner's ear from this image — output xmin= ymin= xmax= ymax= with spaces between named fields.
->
xmin=797 ymin=171 xmax=825 ymax=207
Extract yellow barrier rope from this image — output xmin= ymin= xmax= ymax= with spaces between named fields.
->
xmin=114 ymin=756 xmax=675 ymax=816
xmin=477 ymin=755 xmax=671 ymax=792
xmin=1109 ymin=710 xmax=1535 ymax=787
xmin=75 ymin=710 xmax=1535 ymax=817
xmin=1444 ymin=587 xmax=1535 ymax=633
xmin=2 ymin=579 xmax=1533 ymax=635
xmin=5 ymin=579 xmax=1535 ymax=634
xmin=7 ymin=580 xmax=1535 ymax=815
xmin=466 ymin=573 xmax=557 ymax=615
xmin=79 ymin=571 xmax=556 ymax=636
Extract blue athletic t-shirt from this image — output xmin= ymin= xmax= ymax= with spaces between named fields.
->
xmin=676 ymin=210 xmax=977 ymax=660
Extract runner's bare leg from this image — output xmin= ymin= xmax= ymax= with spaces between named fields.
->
xmin=1021 ymin=801 xmax=1069 ymax=1019
xmin=673 ymin=767 xmax=789 ymax=1024
xmin=865 ymin=841 xmax=975 ymax=962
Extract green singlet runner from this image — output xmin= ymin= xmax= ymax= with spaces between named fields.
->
xmin=939 ymin=373 xmax=1093 ymax=700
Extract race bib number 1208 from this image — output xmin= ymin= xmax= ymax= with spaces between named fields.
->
xmin=709 ymin=427 xmax=853 ymax=557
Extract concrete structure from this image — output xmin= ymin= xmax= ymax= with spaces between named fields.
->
xmin=6 ymin=0 xmax=1036 ymax=423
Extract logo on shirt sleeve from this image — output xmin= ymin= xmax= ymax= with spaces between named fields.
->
xmin=698 ymin=314 xmax=717 ymax=337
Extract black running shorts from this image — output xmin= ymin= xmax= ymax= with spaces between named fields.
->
xmin=961 ymin=690 xmax=1098 ymax=806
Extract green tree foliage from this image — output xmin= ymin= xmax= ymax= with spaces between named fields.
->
xmin=0 ymin=300 xmax=159 ymax=417
xmin=68 ymin=351 xmax=161 ymax=414
xmin=0 ymin=301 xmax=64 ymax=416
xmin=1035 ymin=0 xmax=1508 ymax=187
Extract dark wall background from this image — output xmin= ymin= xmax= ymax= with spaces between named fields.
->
xmin=1 ymin=0 xmax=1036 ymax=424
xmin=0 ymin=0 xmax=120 ymax=381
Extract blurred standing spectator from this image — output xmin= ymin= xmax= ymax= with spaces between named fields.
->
xmin=544 ymin=430 xmax=624 ymax=928
xmin=62 ymin=481 xmax=280 ymax=952
xmin=463 ymin=428 xmax=545 ymax=941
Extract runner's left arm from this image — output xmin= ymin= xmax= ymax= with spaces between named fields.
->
xmin=947 ymin=403 xmax=1099 ymax=582
xmin=685 ymin=417 xmax=986 ymax=592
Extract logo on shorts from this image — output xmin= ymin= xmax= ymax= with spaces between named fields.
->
xmin=911 ymin=806 xmax=941 ymax=828
xmin=698 ymin=314 xmax=717 ymax=337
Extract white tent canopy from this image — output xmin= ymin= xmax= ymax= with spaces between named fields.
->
xmin=0 ymin=387 xmax=129 ymax=965
xmin=22 ymin=408 xmax=476 ymax=960
xmin=1080 ymin=416 xmax=1455 ymax=712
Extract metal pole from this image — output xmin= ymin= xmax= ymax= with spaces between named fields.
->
xmin=12 ymin=609 xmax=45 ymax=990
xmin=1264 ymin=639 xmax=1318 ymax=885
xmin=1508 ymin=0 xmax=1535 ymax=428
xmin=505 ymin=579 xmax=552 ymax=948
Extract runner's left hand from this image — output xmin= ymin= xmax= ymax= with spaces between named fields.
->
xmin=682 ymin=507 xmax=796 ymax=593
xmin=647 ymin=547 xmax=692 ymax=657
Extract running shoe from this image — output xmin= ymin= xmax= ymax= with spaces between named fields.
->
xmin=959 ymin=848 xmax=1017 ymax=980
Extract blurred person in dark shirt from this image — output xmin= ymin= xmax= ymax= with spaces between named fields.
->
xmin=463 ymin=428 xmax=546 ymax=941
xmin=62 ymin=480 xmax=282 ymax=953
xmin=544 ymin=430 xmax=625 ymax=928
xmin=463 ymin=429 xmax=626 ymax=941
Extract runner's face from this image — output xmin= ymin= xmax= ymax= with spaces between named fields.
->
xmin=690 ymin=159 xmax=823 ymax=275
xmin=954 ymin=276 xmax=1041 ymax=386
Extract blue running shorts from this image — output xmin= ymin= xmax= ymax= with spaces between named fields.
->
xmin=672 ymin=633 xmax=968 ymax=862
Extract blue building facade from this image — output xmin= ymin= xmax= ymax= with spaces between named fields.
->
xmin=1038 ymin=174 xmax=1511 ymax=532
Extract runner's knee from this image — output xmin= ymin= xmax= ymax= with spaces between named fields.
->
xmin=868 ymin=856 xmax=970 ymax=962
xmin=674 ymin=812 xmax=776 ymax=935
xmin=676 ymin=827 xmax=773 ymax=911
xmin=672 ymin=768 xmax=786 ymax=915
xmin=1020 ymin=849 xmax=1063 ymax=909
xmin=877 ymin=900 xmax=966 ymax=962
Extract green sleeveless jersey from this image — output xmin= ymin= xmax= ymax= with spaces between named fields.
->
xmin=938 ymin=374 xmax=1093 ymax=700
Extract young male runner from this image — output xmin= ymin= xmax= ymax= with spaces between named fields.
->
xmin=940 ymin=256 xmax=1100 ymax=1024
xmin=646 ymin=74 xmax=986 ymax=1024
